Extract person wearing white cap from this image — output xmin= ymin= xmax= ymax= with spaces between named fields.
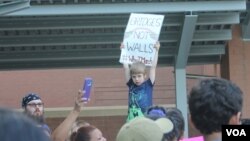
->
xmin=116 ymin=117 xmax=174 ymax=141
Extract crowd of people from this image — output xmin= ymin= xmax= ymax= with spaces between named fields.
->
xmin=1 ymin=76 xmax=245 ymax=141
xmin=0 ymin=41 xmax=247 ymax=141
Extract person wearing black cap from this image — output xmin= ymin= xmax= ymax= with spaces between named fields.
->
xmin=22 ymin=93 xmax=51 ymax=136
xmin=21 ymin=90 xmax=88 ymax=141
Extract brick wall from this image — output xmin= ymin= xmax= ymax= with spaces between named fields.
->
xmin=0 ymin=67 xmax=177 ymax=108
xmin=226 ymin=25 xmax=250 ymax=118
xmin=0 ymin=61 xmax=226 ymax=139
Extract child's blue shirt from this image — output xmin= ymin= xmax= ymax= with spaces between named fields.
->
xmin=127 ymin=78 xmax=154 ymax=113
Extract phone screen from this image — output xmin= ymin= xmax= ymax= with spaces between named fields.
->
xmin=83 ymin=77 xmax=92 ymax=100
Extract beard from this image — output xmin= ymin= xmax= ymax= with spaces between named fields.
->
xmin=24 ymin=110 xmax=45 ymax=124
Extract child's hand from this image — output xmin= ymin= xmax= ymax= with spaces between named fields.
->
xmin=154 ymin=41 xmax=160 ymax=51
xmin=120 ymin=42 xmax=124 ymax=50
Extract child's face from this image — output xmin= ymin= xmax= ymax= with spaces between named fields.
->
xmin=131 ymin=73 xmax=146 ymax=86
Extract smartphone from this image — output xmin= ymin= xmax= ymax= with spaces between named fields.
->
xmin=82 ymin=77 xmax=93 ymax=100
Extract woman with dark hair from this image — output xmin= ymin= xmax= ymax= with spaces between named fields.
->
xmin=70 ymin=125 xmax=106 ymax=141
xmin=165 ymin=107 xmax=185 ymax=141
xmin=145 ymin=105 xmax=180 ymax=141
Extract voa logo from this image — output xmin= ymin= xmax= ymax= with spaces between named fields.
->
xmin=226 ymin=129 xmax=246 ymax=136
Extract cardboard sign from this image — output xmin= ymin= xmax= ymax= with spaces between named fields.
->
xmin=119 ymin=13 xmax=164 ymax=66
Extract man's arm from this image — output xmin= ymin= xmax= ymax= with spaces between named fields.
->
xmin=51 ymin=90 xmax=85 ymax=141
xmin=149 ymin=41 xmax=160 ymax=84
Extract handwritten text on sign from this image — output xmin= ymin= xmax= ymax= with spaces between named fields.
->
xmin=119 ymin=13 xmax=164 ymax=66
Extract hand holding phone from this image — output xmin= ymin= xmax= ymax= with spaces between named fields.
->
xmin=82 ymin=77 xmax=93 ymax=101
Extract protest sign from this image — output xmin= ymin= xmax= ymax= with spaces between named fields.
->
xmin=119 ymin=13 xmax=164 ymax=66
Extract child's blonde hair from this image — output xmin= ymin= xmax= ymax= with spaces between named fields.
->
xmin=130 ymin=61 xmax=147 ymax=75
